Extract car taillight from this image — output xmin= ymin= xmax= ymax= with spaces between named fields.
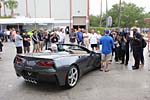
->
xmin=37 ymin=61 xmax=54 ymax=67
xmin=16 ymin=57 xmax=23 ymax=63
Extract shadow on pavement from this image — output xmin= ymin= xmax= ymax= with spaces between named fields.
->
xmin=20 ymin=81 xmax=69 ymax=92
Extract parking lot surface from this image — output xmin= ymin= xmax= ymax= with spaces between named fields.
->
xmin=0 ymin=42 xmax=150 ymax=100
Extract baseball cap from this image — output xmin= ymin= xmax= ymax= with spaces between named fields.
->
xmin=105 ymin=30 xmax=109 ymax=34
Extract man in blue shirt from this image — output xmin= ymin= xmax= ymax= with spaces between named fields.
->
xmin=76 ymin=28 xmax=83 ymax=45
xmin=99 ymin=30 xmax=114 ymax=72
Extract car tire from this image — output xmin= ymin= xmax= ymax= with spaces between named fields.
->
xmin=65 ymin=65 xmax=79 ymax=88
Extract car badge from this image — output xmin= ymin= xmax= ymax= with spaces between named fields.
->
xmin=27 ymin=72 xmax=32 ymax=76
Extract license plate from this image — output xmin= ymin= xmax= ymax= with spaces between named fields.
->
xmin=26 ymin=61 xmax=36 ymax=66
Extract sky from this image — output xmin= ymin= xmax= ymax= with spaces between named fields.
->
xmin=90 ymin=0 xmax=150 ymax=15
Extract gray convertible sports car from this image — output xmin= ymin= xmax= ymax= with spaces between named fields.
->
xmin=14 ymin=44 xmax=101 ymax=88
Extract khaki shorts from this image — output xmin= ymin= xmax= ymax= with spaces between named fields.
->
xmin=33 ymin=43 xmax=39 ymax=50
xmin=39 ymin=41 xmax=44 ymax=46
xmin=101 ymin=53 xmax=112 ymax=61
xmin=24 ymin=46 xmax=30 ymax=53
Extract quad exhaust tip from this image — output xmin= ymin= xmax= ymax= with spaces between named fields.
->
xmin=25 ymin=79 xmax=37 ymax=84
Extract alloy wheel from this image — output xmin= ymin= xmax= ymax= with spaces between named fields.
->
xmin=67 ymin=67 xmax=78 ymax=87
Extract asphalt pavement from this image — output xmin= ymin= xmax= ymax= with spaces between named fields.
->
xmin=0 ymin=41 xmax=150 ymax=100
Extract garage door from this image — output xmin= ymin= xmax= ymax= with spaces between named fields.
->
xmin=73 ymin=17 xmax=86 ymax=25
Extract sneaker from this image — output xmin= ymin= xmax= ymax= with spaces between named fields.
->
xmin=99 ymin=69 xmax=103 ymax=71
xmin=119 ymin=61 xmax=122 ymax=63
xmin=105 ymin=69 xmax=110 ymax=72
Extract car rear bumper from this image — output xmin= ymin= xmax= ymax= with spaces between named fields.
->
xmin=16 ymin=69 xmax=57 ymax=82
xmin=23 ymin=70 xmax=57 ymax=82
xmin=14 ymin=64 xmax=58 ymax=83
xmin=14 ymin=64 xmax=67 ymax=86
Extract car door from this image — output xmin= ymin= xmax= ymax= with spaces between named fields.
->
xmin=78 ymin=52 xmax=95 ymax=73
xmin=74 ymin=53 xmax=91 ymax=74
xmin=71 ymin=45 xmax=92 ymax=73
xmin=90 ymin=52 xmax=101 ymax=68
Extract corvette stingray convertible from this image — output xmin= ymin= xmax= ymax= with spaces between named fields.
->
xmin=14 ymin=44 xmax=101 ymax=88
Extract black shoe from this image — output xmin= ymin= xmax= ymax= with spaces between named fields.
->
xmin=132 ymin=66 xmax=135 ymax=68
xmin=132 ymin=66 xmax=139 ymax=70
xmin=132 ymin=67 xmax=139 ymax=70
xmin=99 ymin=69 xmax=103 ymax=71
xmin=125 ymin=63 xmax=128 ymax=66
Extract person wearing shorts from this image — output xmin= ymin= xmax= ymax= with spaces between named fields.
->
xmin=32 ymin=30 xmax=40 ymax=53
xmin=99 ymin=30 xmax=114 ymax=72
xmin=38 ymin=30 xmax=45 ymax=51
xmin=23 ymin=31 xmax=31 ymax=53
xmin=15 ymin=31 xmax=23 ymax=54
xmin=89 ymin=29 xmax=99 ymax=51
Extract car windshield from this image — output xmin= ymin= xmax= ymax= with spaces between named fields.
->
xmin=57 ymin=44 xmax=89 ymax=54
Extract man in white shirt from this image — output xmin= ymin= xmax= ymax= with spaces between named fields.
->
xmin=6 ymin=29 xmax=11 ymax=42
xmin=89 ymin=29 xmax=99 ymax=51
xmin=15 ymin=31 xmax=23 ymax=54
xmin=58 ymin=28 xmax=65 ymax=44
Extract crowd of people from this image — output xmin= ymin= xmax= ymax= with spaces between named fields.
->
xmin=69 ymin=27 xmax=149 ymax=71
xmin=0 ymin=28 xmax=66 ymax=54
xmin=100 ymin=28 xmax=148 ymax=71
xmin=68 ymin=27 xmax=148 ymax=72
xmin=0 ymin=27 xmax=149 ymax=72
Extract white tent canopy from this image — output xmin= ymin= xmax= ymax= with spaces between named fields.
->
xmin=0 ymin=18 xmax=54 ymax=24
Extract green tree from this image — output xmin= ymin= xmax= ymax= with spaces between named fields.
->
xmin=90 ymin=15 xmax=100 ymax=27
xmin=6 ymin=0 xmax=18 ymax=17
xmin=102 ymin=1 xmax=149 ymax=28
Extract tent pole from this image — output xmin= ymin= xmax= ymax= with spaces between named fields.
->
xmin=1 ymin=24 xmax=2 ymax=32
xmin=18 ymin=24 xmax=20 ymax=31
